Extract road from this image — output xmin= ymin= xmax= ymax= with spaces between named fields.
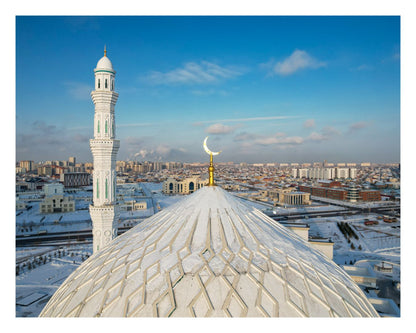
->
xmin=16 ymin=226 xmax=133 ymax=247
xmin=140 ymin=183 xmax=158 ymax=214
xmin=269 ymin=209 xmax=360 ymax=222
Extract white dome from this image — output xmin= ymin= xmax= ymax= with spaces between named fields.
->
xmin=96 ymin=55 xmax=113 ymax=71
xmin=40 ymin=186 xmax=378 ymax=317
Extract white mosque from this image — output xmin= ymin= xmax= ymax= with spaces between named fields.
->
xmin=39 ymin=50 xmax=379 ymax=317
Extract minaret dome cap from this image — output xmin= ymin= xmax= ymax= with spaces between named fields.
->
xmin=96 ymin=56 xmax=113 ymax=70
xmin=95 ymin=48 xmax=114 ymax=72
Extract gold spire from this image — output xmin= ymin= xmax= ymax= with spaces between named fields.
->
xmin=208 ymin=153 xmax=215 ymax=186
xmin=104 ymin=45 xmax=107 ymax=57
xmin=203 ymin=136 xmax=221 ymax=186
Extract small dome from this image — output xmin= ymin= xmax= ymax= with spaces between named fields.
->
xmin=96 ymin=55 xmax=113 ymax=71
xmin=40 ymin=186 xmax=378 ymax=317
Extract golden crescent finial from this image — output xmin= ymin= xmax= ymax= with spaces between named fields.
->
xmin=104 ymin=45 xmax=107 ymax=57
xmin=203 ymin=136 xmax=222 ymax=186
xmin=203 ymin=136 xmax=221 ymax=156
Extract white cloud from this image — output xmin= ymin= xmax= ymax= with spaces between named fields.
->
xmin=306 ymin=126 xmax=342 ymax=142
xmin=255 ymin=137 xmax=280 ymax=145
xmin=134 ymin=149 xmax=152 ymax=159
xmin=233 ymin=132 xmax=259 ymax=142
xmin=348 ymin=121 xmax=369 ymax=132
xmin=127 ymin=141 xmax=190 ymax=162
xmin=355 ymin=64 xmax=373 ymax=71
xmin=16 ymin=121 xmax=92 ymax=161
xmin=64 ymin=82 xmax=92 ymax=100
xmin=254 ymin=133 xmax=304 ymax=146
xmin=273 ymin=50 xmax=326 ymax=76
xmin=307 ymin=132 xmax=328 ymax=142
xmin=145 ymin=61 xmax=243 ymax=85
xmin=195 ymin=115 xmax=299 ymax=125
xmin=303 ymin=119 xmax=316 ymax=128
xmin=191 ymin=89 xmax=229 ymax=96
xmin=118 ymin=122 xmax=155 ymax=128
xmin=350 ymin=64 xmax=374 ymax=72
xmin=155 ymin=144 xmax=171 ymax=156
xmin=205 ymin=123 xmax=236 ymax=134
xmin=322 ymin=126 xmax=341 ymax=137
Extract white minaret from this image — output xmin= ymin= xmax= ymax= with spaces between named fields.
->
xmin=89 ymin=47 xmax=120 ymax=253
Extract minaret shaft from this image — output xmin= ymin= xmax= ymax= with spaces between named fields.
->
xmin=89 ymin=50 xmax=119 ymax=253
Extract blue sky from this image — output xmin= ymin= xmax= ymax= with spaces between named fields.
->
xmin=16 ymin=16 xmax=400 ymax=163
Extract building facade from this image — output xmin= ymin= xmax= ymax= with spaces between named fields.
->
xmin=60 ymin=172 xmax=90 ymax=188
xmin=292 ymin=167 xmax=357 ymax=180
xmin=163 ymin=177 xmax=206 ymax=195
xmin=119 ymin=200 xmax=147 ymax=212
xmin=43 ymin=183 xmax=64 ymax=196
xmin=19 ymin=160 xmax=34 ymax=173
xmin=299 ymin=184 xmax=381 ymax=202
xmin=39 ymin=183 xmax=75 ymax=213
xmin=39 ymin=195 xmax=75 ymax=213
xmin=89 ymin=49 xmax=120 ymax=253
xmin=262 ymin=188 xmax=311 ymax=206
xmin=359 ymin=190 xmax=381 ymax=201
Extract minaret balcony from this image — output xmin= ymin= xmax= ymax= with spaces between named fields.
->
xmin=90 ymin=139 xmax=120 ymax=156
xmin=91 ymin=91 xmax=119 ymax=105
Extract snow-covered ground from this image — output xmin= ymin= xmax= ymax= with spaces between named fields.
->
xmin=16 ymin=184 xmax=157 ymax=236
xmin=299 ymin=213 xmax=400 ymax=268
xmin=16 ymin=243 xmax=92 ymax=317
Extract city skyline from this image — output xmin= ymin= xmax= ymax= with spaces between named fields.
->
xmin=16 ymin=16 xmax=400 ymax=163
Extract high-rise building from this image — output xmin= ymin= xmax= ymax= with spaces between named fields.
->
xmin=298 ymin=168 xmax=309 ymax=178
xmin=309 ymin=167 xmax=335 ymax=180
xmin=89 ymin=48 xmax=120 ymax=253
xmin=19 ymin=160 xmax=34 ymax=172
xmin=336 ymin=167 xmax=349 ymax=179
xmin=68 ymin=156 xmax=76 ymax=166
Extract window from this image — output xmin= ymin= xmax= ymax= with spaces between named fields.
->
xmin=105 ymin=120 xmax=108 ymax=134
xmin=105 ymin=179 xmax=108 ymax=199
xmin=97 ymin=120 xmax=100 ymax=133
xmin=97 ymin=179 xmax=99 ymax=198
xmin=98 ymin=79 xmax=100 ymax=89
xmin=105 ymin=79 xmax=108 ymax=89
xmin=111 ymin=80 xmax=114 ymax=90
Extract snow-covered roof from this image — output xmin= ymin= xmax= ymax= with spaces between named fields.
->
xmin=40 ymin=186 xmax=378 ymax=317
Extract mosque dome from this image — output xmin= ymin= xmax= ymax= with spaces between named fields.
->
xmin=40 ymin=186 xmax=378 ymax=317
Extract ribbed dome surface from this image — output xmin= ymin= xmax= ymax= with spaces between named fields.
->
xmin=40 ymin=186 xmax=378 ymax=317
